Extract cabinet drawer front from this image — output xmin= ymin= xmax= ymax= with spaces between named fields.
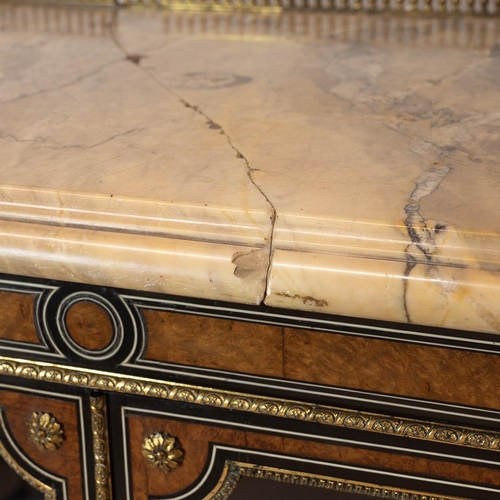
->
xmin=113 ymin=400 xmax=500 ymax=500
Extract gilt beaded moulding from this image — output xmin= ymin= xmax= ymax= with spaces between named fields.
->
xmin=1 ymin=356 xmax=500 ymax=454
xmin=1 ymin=0 xmax=498 ymax=15
xmin=91 ymin=396 xmax=113 ymax=500
xmin=117 ymin=0 xmax=500 ymax=14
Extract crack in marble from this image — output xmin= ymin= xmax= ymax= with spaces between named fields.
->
xmin=1 ymin=58 xmax=121 ymax=105
xmin=107 ymin=14 xmax=277 ymax=302
xmin=0 ymin=132 xmax=46 ymax=144
xmin=402 ymin=251 xmax=418 ymax=323
xmin=42 ymin=127 xmax=147 ymax=150
xmin=0 ymin=128 xmax=145 ymax=151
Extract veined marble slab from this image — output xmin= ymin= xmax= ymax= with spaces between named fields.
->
xmin=0 ymin=7 xmax=273 ymax=304
xmin=1 ymin=6 xmax=500 ymax=334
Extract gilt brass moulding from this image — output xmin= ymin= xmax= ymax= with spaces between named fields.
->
xmin=1 ymin=355 xmax=500 ymax=455
xmin=91 ymin=396 xmax=113 ymax=500
xmin=1 ymin=0 xmax=498 ymax=15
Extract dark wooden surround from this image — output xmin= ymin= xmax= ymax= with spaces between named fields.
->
xmin=1 ymin=274 xmax=500 ymax=500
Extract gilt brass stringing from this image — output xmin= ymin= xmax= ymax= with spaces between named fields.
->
xmin=0 ymin=412 xmax=57 ymax=500
xmin=203 ymin=461 xmax=242 ymax=500
xmin=1 ymin=355 xmax=499 ymax=453
xmin=2 ymin=0 xmax=499 ymax=15
xmin=90 ymin=396 xmax=113 ymax=500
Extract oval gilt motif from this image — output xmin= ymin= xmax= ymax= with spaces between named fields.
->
xmin=0 ymin=362 xmax=15 ymax=374
xmin=372 ymin=420 xmax=397 ymax=434
xmin=95 ymin=377 xmax=116 ymax=390
xmin=314 ymin=411 xmax=336 ymax=424
xmin=257 ymin=402 xmax=280 ymax=416
xmin=20 ymin=366 xmax=38 ymax=378
xmin=286 ymin=406 xmax=308 ymax=420
xmin=465 ymin=433 xmax=493 ymax=448
xmin=44 ymin=370 xmax=63 ymax=382
xmin=343 ymin=414 xmax=367 ymax=428
xmin=69 ymin=373 xmax=90 ymax=385
xmin=203 ymin=393 xmax=224 ymax=407
xmin=149 ymin=385 xmax=169 ymax=398
xmin=121 ymin=381 xmax=143 ymax=394
xmin=403 ymin=424 xmax=429 ymax=439
xmin=434 ymin=428 xmax=460 ymax=443
xmin=230 ymin=398 xmax=251 ymax=411
xmin=176 ymin=389 xmax=196 ymax=402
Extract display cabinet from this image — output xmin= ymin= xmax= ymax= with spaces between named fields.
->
xmin=1 ymin=2 xmax=500 ymax=499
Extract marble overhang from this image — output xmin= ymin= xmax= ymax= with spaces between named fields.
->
xmin=1 ymin=5 xmax=500 ymax=334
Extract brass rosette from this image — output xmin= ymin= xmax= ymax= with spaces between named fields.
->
xmin=142 ymin=432 xmax=184 ymax=474
xmin=27 ymin=412 xmax=64 ymax=451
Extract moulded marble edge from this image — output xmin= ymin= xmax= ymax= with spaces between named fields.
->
xmin=0 ymin=186 xmax=272 ymax=247
xmin=2 ymin=194 xmax=500 ymax=334
xmin=0 ymin=218 xmax=271 ymax=305
xmin=265 ymin=215 xmax=500 ymax=335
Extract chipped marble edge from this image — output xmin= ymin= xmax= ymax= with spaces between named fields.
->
xmin=2 ymin=186 xmax=500 ymax=335
xmin=0 ymin=218 xmax=271 ymax=304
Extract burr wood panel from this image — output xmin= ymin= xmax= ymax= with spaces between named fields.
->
xmin=0 ymin=389 xmax=84 ymax=500
xmin=125 ymin=413 xmax=500 ymax=499
xmin=0 ymin=291 xmax=39 ymax=345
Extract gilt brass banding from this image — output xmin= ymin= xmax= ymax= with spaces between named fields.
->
xmin=0 ymin=356 xmax=498 ymax=453
xmin=90 ymin=396 xmax=113 ymax=500
xmin=1 ymin=0 xmax=498 ymax=14
xmin=0 ymin=441 xmax=56 ymax=500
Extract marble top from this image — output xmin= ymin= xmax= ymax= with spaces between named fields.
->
xmin=1 ymin=5 xmax=500 ymax=334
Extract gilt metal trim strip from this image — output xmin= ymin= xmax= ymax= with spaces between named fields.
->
xmin=0 ymin=0 xmax=114 ymax=5
xmin=0 ymin=355 xmax=499 ymax=454
xmin=206 ymin=461 xmax=467 ymax=500
xmin=90 ymin=396 xmax=113 ymax=500
xmin=118 ymin=0 xmax=500 ymax=15
xmin=0 ymin=434 xmax=56 ymax=500
xmin=0 ymin=0 xmax=498 ymax=15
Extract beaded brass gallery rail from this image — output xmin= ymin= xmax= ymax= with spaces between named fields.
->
xmin=2 ymin=5 xmax=499 ymax=46
xmin=118 ymin=0 xmax=499 ymax=14
xmin=0 ymin=0 xmax=499 ymax=15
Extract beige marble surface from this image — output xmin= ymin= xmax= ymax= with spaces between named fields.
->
xmin=1 ymin=6 xmax=500 ymax=334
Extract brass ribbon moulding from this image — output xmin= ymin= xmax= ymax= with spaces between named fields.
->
xmin=90 ymin=396 xmax=113 ymax=500
xmin=27 ymin=412 xmax=64 ymax=451
xmin=1 ymin=0 xmax=498 ymax=15
xmin=142 ymin=432 xmax=184 ymax=474
xmin=0 ymin=441 xmax=57 ymax=500
xmin=1 ymin=355 xmax=500 ymax=454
